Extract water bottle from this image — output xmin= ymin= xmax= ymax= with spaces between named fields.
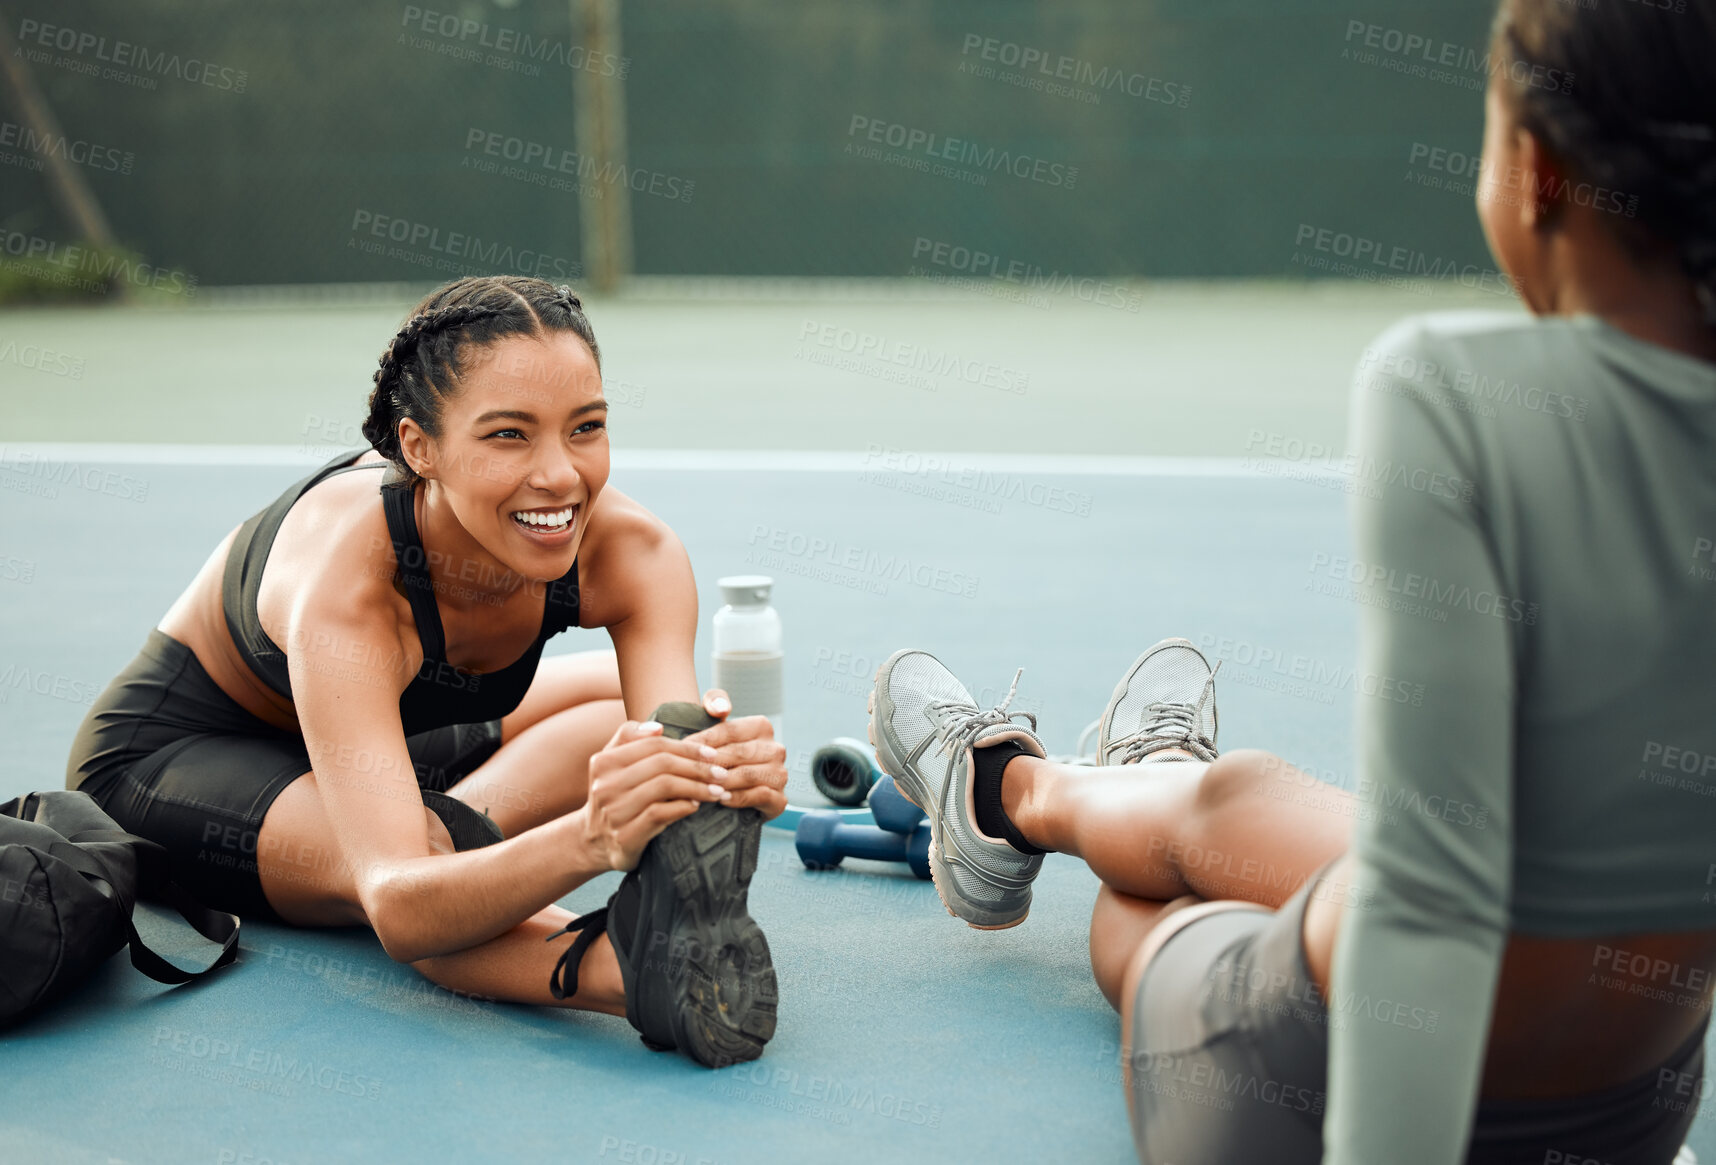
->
xmin=711 ymin=575 xmax=783 ymax=746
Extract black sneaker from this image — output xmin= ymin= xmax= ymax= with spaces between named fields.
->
xmin=548 ymin=702 xmax=777 ymax=1067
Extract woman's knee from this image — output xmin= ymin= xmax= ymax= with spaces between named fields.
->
xmin=550 ymin=648 xmax=622 ymax=702
xmin=256 ymin=774 xmax=366 ymax=925
xmin=1190 ymin=748 xmax=1281 ymax=825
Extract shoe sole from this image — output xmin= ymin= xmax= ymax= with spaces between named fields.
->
xmin=1096 ymin=637 xmax=1217 ymax=766
xmin=632 ymin=802 xmax=778 ymax=1068
xmin=866 ymin=649 xmax=1029 ymax=931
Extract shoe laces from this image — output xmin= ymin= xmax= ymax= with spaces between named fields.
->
xmin=1112 ymin=663 xmax=1221 ymax=764
xmin=925 ymin=669 xmax=1040 ymax=885
xmin=546 ymin=906 xmax=609 ymax=1001
xmin=930 ymin=667 xmax=1037 ymax=769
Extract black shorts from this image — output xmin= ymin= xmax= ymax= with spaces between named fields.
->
xmin=65 ymin=627 xmax=506 ymax=922
xmin=1127 ymin=860 xmax=1707 ymax=1164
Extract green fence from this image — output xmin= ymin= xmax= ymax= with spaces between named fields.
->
xmin=0 ymin=0 xmax=1504 ymax=287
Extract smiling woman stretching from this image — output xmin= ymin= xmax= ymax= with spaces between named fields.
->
xmin=65 ymin=275 xmax=784 ymax=1067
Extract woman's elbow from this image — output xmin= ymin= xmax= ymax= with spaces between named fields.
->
xmin=357 ymin=868 xmax=437 ymax=963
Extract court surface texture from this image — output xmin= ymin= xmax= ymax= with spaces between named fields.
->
xmin=4 ymin=283 xmax=1709 ymax=1163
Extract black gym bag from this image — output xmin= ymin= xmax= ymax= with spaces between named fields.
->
xmin=0 ymin=789 xmax=241 ymax=1028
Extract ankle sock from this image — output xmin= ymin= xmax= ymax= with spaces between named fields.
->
xmin=971 ymin=740 xmax=1046 ymax=855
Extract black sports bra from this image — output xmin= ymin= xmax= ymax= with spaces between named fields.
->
xmin=220 ymin=447 xmax=582 ymax=738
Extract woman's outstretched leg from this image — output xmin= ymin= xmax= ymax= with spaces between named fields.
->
xmin=1002 ymin=747 xmax=1352 ymax=907
xmin=258 ymin=771 xmax=628 ymax=1015
xmin=868 ymin=638 xmax=1357 ymax=1009
xmin=1066 ymin=747 xmax=1354 ymax=1012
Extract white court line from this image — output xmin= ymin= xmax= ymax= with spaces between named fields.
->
xmin=0 ymin=443 xmax=1308 ymax=478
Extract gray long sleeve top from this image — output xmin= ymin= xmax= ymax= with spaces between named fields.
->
xmin=1323 ymin=309 xmax=1716 ymax=1163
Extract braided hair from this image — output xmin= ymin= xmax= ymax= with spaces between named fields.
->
xmin=1492 ymin=0 xmax=1716 ymax=323
xmin=362 ymin=276 xmax=601 ymax=488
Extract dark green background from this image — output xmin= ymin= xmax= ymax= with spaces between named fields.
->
xmin=0 ymin=0 xmax=1501 ymax=285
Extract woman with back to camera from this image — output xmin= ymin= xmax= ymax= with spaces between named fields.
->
xmin=866 ymin=1 xmax=1716 ymax=1160
xmin=64 ymin=275 xmax=785 ymax=1068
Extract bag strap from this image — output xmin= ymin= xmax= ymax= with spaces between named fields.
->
xmin=60 ymin=829 xmax=241 ymax=985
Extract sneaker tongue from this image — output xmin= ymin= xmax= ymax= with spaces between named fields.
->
xmin=605 ymin=870 xmax=650 ymax=1035
xmin=607 ymin=871 xmax=643 ymax=966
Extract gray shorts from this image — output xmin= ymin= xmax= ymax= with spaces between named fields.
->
xmin=1126 ymin=863 xmax=1707 ymax=1164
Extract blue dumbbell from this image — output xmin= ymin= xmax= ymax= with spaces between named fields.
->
xmin=795 ymin=812 xmax=932 ymax=879
xmin=868 ymin=774 xmax=927 ymax=835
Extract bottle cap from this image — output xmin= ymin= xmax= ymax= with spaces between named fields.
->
xmin=717 ymin=575 xmax=773 ymax=607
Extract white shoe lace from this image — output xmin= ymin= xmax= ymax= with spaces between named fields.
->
xmin=925 ymin=668 xmax=1040 ymax=885
xmin=930 ymin=667 xmax=1037 ymax=770
xmin=1108 ymin=664 xmax=1221 ymax=764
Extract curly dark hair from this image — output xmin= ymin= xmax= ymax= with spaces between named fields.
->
xmin=361 ymin=275 xmax=602 ymax=489
xmin=1491 ymin=0 xmax=1716 ymax=322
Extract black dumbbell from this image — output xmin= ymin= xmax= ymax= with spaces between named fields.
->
xmin=795 ymin=812 xmax=931 ymax=879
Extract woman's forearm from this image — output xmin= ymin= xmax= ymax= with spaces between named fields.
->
xmin=362 ymin=809 xmax=609 ymax=963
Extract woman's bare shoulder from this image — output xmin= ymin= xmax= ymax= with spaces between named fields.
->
xmin=260 ymin=459 xmax=416 ymax=669
xmin=575 ymin=486 xmax=691 ymax=628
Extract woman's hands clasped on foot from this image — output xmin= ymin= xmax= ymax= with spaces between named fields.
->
xmin=683 ymin=687 xmax=789 ymax=821
xmin=578 ymin=688 xmax=788 ymax=873
xmin=580 ymin=718 xmax=733 ymax=872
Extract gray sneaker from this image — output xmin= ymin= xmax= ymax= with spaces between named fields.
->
xmin=867 ymin=649 xmax=1046 ymax=930
xmin=1096 ymin=638 xmax=1221 ymax=766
